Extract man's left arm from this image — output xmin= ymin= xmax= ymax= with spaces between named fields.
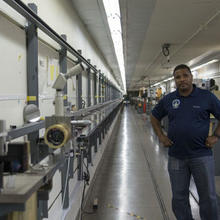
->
xmin=206 ymin=121 xmax=220 ymax=148
xmin=206 ymin=92 xmax=220 ymax=148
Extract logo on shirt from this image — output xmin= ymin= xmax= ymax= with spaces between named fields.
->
xmin=172 ymin=99 xmax=180 ymax=109
xmin=193 ymin=105 xmax=200 ymax=108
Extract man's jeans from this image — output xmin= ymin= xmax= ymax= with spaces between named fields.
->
xmin=168 ymin=156 xmax=219 ymax=220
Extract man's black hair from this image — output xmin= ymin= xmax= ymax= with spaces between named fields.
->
xmin=173 ymin=64 xmax=191 ymax=75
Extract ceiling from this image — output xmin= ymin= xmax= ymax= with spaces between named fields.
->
xmin=71 ymin=0 xmax=220 ymax=91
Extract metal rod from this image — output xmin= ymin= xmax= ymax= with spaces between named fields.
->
xmin=59 ymin=34 xmax=68 ymax=106
xmin=0 ymin=101 xmax=120 ymax=141
xmin=6 ymin=121 xmax=45 ymax=141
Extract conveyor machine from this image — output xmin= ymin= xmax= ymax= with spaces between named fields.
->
xmin=0 ymin=63 xmax=122 ymax=219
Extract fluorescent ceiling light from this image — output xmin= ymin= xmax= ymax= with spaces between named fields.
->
xmin=163 ymin=76 xmax=173 ymax=82
xmin=152 ymin=82 xmax=160 ymax=87
xmin=151 ymin=76 xmax=173 ymax=87
xmin=103 ymin=0 xmax=126 ymax=92
xmin=191 ymin=59 xmax=218 ymax=72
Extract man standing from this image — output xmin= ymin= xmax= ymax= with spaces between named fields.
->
xmin=150 ymin=64 xmax=220 ymax=220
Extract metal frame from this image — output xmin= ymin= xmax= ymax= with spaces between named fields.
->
xmin=1 ymin=0 xmax=123 ymax=143
xmin=106 ymin=79 xmax=109 ymax=101
xmin=76 ymin=101 xmax=122 ymax=166
xmin=71 ymin=99 xmax=120 ymax=117
xmin=87 ymin=60 xmax=91 ymax=107
xmin=26 ymin=3 xmax=38 ymax=107
xmin=0 ymin=203 xmax=25 ymax=216
xmin=6 ymin=121 xmax=45 ymax=141
xmin=26 ymin=3 xmax=39 ymax=165
xmin=1 ymin=1 xmax=123 ymax=217
xmin=59 ymin=34 xmax=68 ymax=106
xmin=77 ymin=72 xmax=82 ymax=110
xmin=3 ymin=0 xmax=122 ymax=105
xmin=0 ymin=100 xmax=122 ymax=217
xmin=102 ymin=73 xmax=104 ymax=102
xmin=0 ymin=159 xmax=62 ymax=215
xmin=98 ymin=71 xmax=101 ymax=104
xmin=94 ymin=71 xmax=97 ymax=105
xmin=1 ymin=100 xmax=121 ymax=141
xmin=107 ymin=79 xmax=110 ymax=101
xmin=104 ymin=76 xmax=107 ymax=102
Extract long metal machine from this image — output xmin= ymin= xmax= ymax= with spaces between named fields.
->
xmin=0 ymin=100 xmax=122 ymax=217
xmin=0 ymin=0 xmax=123 ymax=218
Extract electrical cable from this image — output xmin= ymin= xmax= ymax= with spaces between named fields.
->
xmin=83 ymin=159 xmax=90 ymax=180
xmin=73 ymin=165 xmax=79 ymax=176
xmin=48 ymin=190 xmax=62 ymax=211
xmin=79 ymin=155 xmax=96 ymax=220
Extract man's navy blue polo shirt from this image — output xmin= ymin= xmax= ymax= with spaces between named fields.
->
xmin=152 ymin=85 xmax=220 ymax=159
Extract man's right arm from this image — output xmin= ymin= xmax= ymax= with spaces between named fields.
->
xmin=150 ymin=114 xmax=173 ymax=147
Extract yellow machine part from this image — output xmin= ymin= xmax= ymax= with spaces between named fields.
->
xmin=44 ymin=123 xmax=71 ymax=149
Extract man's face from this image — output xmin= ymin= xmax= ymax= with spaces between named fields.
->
xmin=174 ymin=68 xmax=193 ymax=91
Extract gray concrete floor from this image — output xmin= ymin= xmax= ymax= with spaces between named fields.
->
xmin=81 ymin=106 xmax=201 ymax=220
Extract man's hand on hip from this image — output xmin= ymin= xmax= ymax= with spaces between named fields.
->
xmin=158 ymin=134 xmax=173 ymax=147
xmin=206 ymin=136 xmax=218 ymax=148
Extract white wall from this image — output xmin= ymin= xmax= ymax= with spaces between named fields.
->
xmin=0 ymin=13 xmax=27 ymax=130
xmin=67 ymin=61 xmax=77 ymax=108
xmin=38 ymin=42 xmax=58 ymax=118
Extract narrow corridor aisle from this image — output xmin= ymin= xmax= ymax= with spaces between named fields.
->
xmin=82 ymin=106 xmax=200 ymax=220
